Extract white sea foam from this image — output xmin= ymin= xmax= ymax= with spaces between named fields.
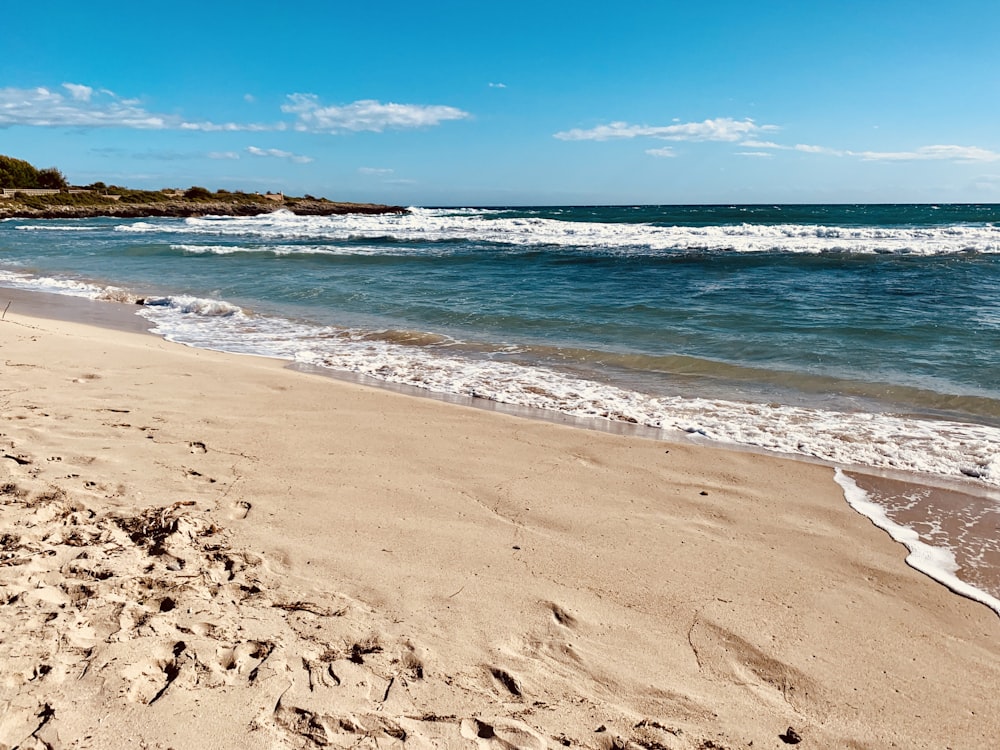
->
xmin=0 ymin=269 xmax=116 ymax=299
xmin=172 ymin=244 xmax=247 ymax=255
xmin=15 ymin=225 xmax=101 ymax=232
xmin=112 ymin=208 xmax=1000 ymax=255
xmin=170 ymin=243 xmax=403 ymax=257
xmin=834 ymin=470 xmax=1000 ymax=616
xmin=0 ymin=269 xmax=140 ymax=304
xmin=141 ymin=295 xmax=243 ymax=317
xmin=114 ymin=221 xmax=164 ymax=233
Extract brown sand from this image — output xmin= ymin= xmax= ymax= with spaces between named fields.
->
xmin=1 ymin=303 xmax=998 ymax=749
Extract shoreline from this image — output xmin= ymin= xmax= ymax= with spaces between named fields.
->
xmin=5 ymin=284 xmax=995 ymax=490
xmin=2 ymin=293 xmax=999 ymax=748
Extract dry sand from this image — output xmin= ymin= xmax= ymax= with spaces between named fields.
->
xmin=1 ymin=300 xmax=998 ymax=749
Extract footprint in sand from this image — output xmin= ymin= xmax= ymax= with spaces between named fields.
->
xmin=230 ymin=499 xmax=252 ymax=520
xmin=488 ymin=666 xmax=523 ymax=698
xmin=460 ymin=718 xmax=547 ymax=750
xmin=546 ymin=601 xmax=577 ymax=629
xmin=0 ymin=480 xmax=562 ymax=750
xmin=687 ymin=615 xmax=832 ymax=716
xmin=271 ymin=701 xmax=410 ymax=747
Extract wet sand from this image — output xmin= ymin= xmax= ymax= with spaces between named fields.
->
xmin=849 ymin=472 xmax=1000 ymax=610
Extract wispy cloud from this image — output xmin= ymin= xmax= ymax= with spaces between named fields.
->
xmin=246 ymin=146 xmax=314 ymax=164
xmin=740 ymin=140 xmax=844 ymax=156
xmin=94 ymin=147 xmax=245 ymax=162
xmin=358 ymin=167 xmax=395 ymax=175
xmin=795 ymin=143 xmax=841 ymax=155
xmin=180 ymin=121 xmax=282 ymax=133
xmin=488 ymin=82 xmax=507 ymax=89
xmin=971 ymin=174 xmax=1000 ymax=190
xmin=130 ymin=150 xmax=205 ymax=161
xmin=854 ymin=145 xmax=1000 ymax=162
xmin=554 ymin=117 xmax=776 ymax=143
xmin=62 ymin=83 xmax=94 ymax=101
xmin=741 ymin=139 xmax=1000 ymax=162
xmin=0 ymin=84 xmax=274 ymax=131
xmin=557 ymin=115 xmax=1000 ymax=166
xmin=281 ymin=95 xmax=470 ymax=133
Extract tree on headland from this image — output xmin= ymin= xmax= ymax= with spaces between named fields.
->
xmin=0 ymin=156 xmax=41 ymax=188
xmin=0 ymin=155 xmax=68 ymax=189
xmin=37 ymin=167 xmax=69 ymax=189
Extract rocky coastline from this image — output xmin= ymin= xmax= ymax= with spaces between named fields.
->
xmin=0 ymin=197 xmax=407 ymax=220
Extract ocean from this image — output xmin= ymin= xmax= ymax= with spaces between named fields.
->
xmin=2 ymin=204 xmax=999 ymax=612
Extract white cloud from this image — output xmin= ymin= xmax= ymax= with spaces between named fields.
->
xmin=208 ymin=151 xmax=241 ymax=160
xmin=853 ymin=145 xmax=1000 ymax=162
xmin=246 ymin=146 xmax=314 ymax=164
xmin=0 ymin=85 xmax=168 ymax=129
xmin=488 ymin=82 xmax=507 ymax=88
xmin=62 ymin=83 xmax=93 ymax=101
xmin=554 ymin=117 xmax=775 ymax=142
xmin=244 ymin=93 xmax=256 ymax=103
xmin=0 ymin=84 xmax=271 ymax=132
xmin=0 ymin=84 xmax=469 ymax=140
xmin=645 ymin=147 xmax=677 ymax=158
xmin=358 ymin=167 xmax=395 ymax=175
xmin=737 ymin=151 xmax=774 ymax=158
xmin=281 ymin=94 xmax=470 ymax=133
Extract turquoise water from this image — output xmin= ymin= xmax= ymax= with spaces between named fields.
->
xmin=3 ymin=203 xmax=1000 ymax=610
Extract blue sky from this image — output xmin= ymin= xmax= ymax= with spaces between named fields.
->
xmin=2 ymin=1 xmax=999 ymax=205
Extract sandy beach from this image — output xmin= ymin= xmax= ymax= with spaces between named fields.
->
xmin=1 ymin=294 xmax=998 ymax=750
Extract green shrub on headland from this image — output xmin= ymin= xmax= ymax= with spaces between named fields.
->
xmin=183 ymin=186 xmax=214 ymax=200
xmin=14 ymin=192 xmax=115 ymax=209
xmin=0 ymin=155 xmax=68 ymax=190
